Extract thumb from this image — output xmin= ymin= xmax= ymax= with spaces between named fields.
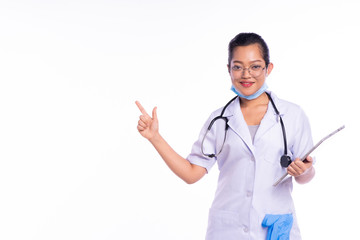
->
xmin=304 ymin=156 xmax=313 ymax=163
xmin=152 ymin=107 xmax=158 ymax=120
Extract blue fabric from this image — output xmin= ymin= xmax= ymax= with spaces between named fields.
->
xmin=262 ymin=214 xmax=293 ymax=240
xmin=231 ymin=82 xmax=268 ymax=100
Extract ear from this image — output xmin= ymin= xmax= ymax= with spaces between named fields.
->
xmin=227 ymin=64 xmax=231 ymax=74
xmin=266 ymin=63 xmax=274 ymax=76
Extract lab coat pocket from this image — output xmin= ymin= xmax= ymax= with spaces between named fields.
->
xmin=206 ymin=208 xmax=242 ymax=240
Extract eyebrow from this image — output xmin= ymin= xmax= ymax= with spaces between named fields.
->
xmin=232 ymin=60 xmax=263 ymax=64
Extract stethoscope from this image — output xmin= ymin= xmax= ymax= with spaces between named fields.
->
xmin=201 ymin=92 xmax=292 ymax=168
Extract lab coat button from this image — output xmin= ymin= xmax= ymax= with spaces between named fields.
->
xmin=246 ymin=191 xmax=252 ymax=197
xmin=243 ymin=226 xmax=249 ymax=232
xmin=250 ymin=156 xmax=255 ymax=161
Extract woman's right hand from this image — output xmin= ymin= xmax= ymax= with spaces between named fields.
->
xmin=135 ymin=101 xmax=206 ymax=184
xmin=135 ymin=101 xmax=159 ymax=141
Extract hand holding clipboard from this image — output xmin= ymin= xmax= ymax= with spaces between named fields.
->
xmin=273 ymin=125 xmax=345 ymax=187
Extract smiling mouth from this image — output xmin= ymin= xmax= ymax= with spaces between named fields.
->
xmin=240 ymin=82 xmax=254 ymax=88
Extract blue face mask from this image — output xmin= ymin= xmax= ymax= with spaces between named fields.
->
xmin=231 ymin=82 xmax=268 ymax=100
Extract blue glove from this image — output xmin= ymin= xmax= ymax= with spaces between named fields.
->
xmin=262 ymin=213 xmax=293 ymax=240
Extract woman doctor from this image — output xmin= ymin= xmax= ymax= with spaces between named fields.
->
xmin=136 ymin=32 xmax=315 ymax=240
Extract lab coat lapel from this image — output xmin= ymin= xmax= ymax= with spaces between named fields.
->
xmin=255 ymin=93 xmax=280 ymax=142
xmin=225 ymin=98 xmax=255 ymax=154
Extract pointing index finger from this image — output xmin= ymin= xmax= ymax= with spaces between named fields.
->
xmin=135 ymin=101 xmax=149 ymax=116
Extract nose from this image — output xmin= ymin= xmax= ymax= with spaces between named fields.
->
xmin=241 ymin=68 xmax=251 ymax=78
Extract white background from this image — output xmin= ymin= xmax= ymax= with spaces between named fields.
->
xmin=0 ymin=0 xmax=359 ymax=239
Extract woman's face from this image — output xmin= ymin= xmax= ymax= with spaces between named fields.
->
xmin=228 ymin=44 xmax=273 ymax=97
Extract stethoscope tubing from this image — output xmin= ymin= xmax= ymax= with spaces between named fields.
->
xmin=201 ymin=93 xmax=288 ymax=160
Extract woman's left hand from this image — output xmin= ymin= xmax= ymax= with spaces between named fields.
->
xmin=287 ymin=156 xmax=313 ymax=177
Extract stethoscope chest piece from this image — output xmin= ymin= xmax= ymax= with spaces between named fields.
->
xmin=280 ymin=155 xmax=292 ymax=168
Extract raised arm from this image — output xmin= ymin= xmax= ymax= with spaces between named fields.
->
xmin=135 ymin=101 xmax=206 ymax=184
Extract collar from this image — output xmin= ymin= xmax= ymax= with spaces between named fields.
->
xmin=222 ymin=91 xmax=284 ymax=154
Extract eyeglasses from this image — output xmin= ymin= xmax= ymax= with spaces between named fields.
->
xmin=231 ymin=64 xmax=266 ymax=77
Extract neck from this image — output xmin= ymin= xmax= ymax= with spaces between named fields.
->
xmin=240 ymin=92 xmax=269 ymax=108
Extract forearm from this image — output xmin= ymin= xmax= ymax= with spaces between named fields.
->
xmin=295 ymin=166 xmax=315 ymax=184
xmin=149 ymin=133 xmax=205 ymax=184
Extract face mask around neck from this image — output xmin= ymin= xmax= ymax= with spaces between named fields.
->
xmin=231 ymin=82 xmax=268 ymax=100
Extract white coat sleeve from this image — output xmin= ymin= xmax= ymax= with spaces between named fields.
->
xmin=186 ymin=113 xmax=218 ymax=173
xmin=291 ymin=107 xmax=316 ymax=164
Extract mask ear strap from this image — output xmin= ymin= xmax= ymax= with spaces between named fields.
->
xmin=266 ymin=92 xmax=290 ymax=167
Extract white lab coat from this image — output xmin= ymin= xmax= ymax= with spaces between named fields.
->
xmin=187 ymin=91 xmax=314 ymax=240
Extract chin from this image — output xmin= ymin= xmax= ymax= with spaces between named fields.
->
xmin=238 ymin=88 xmax=257 ymax=96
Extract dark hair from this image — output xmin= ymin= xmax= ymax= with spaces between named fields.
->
xmin=228 ymin=32 xmax=270 ymax=67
